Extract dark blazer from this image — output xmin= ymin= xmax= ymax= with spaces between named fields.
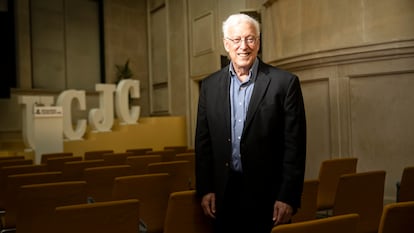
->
xmin=195 ymin=59 xmax=306 ymax=214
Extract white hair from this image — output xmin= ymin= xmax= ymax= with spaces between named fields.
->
xmin=222 ymin=13 xmax=260 ymax=38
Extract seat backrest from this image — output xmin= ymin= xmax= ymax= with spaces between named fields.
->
xmin=103 ymin=152 xmax=133 ymax=165
xmin=175 ymin=152 xmax=195 ymax=165
xmin=3 ymin=171 xmax=62 ymax=228
xmin=61 ymin=159 xmax=106 ymax=181
xmin=292 ymin=179 xmax=319 ymax=223
xmin=0 ymin=155 xmax=25 ymax=161
xmin=126 ymin=147 xmax=153 ymax=155
xmin=16 ymin=181 xmax=87 ymax=233
xmin=398 ymin=166 xmax=414 ymax=202
xmin=147 ymin=160 xmax=192 ymax=192
xmin=0 ymin=159 xmax=33 ymax=168
xmin=378 ymin=201 xmax=414 ymax=233
xmin=0 ymin=164 xmax=47 ymax=209
xmin=83 ymin=165 xmax=133 ymax=201
xmin=113 ymin=173 xmax=170 ymax=233
xmin=84 ymin=150 xmax=114 ymax=160
xmin=163 ymin=190 xmax=214 ymax=233
xmin=46 ymin=156 xmax=82 ymax=171
xmin=53 ymin=199 xmax=139 ymax=233
xmin=175 ymin=153 xmax=196 ymax=189
xmin=126 ymin=155 xmax=162 ymax=174
xmin=164 ymin=146 xmax=188 ymax=153
xmin=41 ymin=152 xmax=73 ymax=164
xmin=317 ymin=157 xmax=358 ymax=210
xmin=271 ymin=213 xmax=359 ymax=233
xmin=146 ymin=149 xmax=176 ymax=161
xmin=333 ymin=170 xmax=386 ymax=233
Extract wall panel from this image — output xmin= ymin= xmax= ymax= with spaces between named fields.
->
xmin=301 ymin=78 xmax=331 ymax=179
xmin=349 ymin=72 xmax=414 ymax=199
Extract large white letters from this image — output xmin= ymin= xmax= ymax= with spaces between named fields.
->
xmin=19 ymin=80 xmax=141 ymax=144
xmin=18 ymin=96 xmax=54 ymax=149
xmin=56 ymin=90 xmax=87 ymax=140
xmin=115 ymin=79 xmax=140 ymax=124
xmin=88 ymin=84 xmax=116 ymax=132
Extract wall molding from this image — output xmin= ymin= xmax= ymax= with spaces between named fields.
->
xmin=267 ymin=39 xmax=414 ymax=71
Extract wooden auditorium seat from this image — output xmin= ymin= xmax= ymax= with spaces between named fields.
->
xmin=83 ymin=150 xmax=113 ymax=160
xmin=174 ymin=152 xmax=195 ymax=163
xmin=0 ymin=159 xmax=32 ymax=169
xmin=0 ymin=164 xmax=48 ymax=212
xmin=45 ymin=156 xmax=82 ymax=171
xmin=271 ymin=213 xmax=359 ymax=233
xmin=163 ymin=146 xmax=188 ymax=153
xmin=2 ymin=171 xmax=62 ymax=231
xmin=146 ymin=149 xmax=176 ymax=162
xmin=52 ymin=199 xmax=139 ymax=233
xmin=0 ymin=155 xmax=25 ymax=161
xmin=163 ymin=190 xmax=214 ymax=233
xmin=40 ymin=152 xmax=73 ymax=164
xmin=126 ymin=147 xmax=153 ymax=155
xmin=102 ymin=152 xmax=133 ymax=165
xmin=174 ymin=153 xmax=196 ymax=189
xmin=378 ymin=201 xmax=414 ymax=233
xmin=292 ymin=179 xmax=319 ymax=223
xmin=397 ymin=166 xmax=414 ymax=202
xmin=16 ymin=181 xmax=87 ymax=233
xmin=83 ymin=165 xmax=133 ymax=202
xmin=126 ymin=155 xmax=162 ymax=174
xmin=113 ymin=173 xmax=170 ymax=233
xmin=147 ymin=160 xmax=192 ymax=192
xmin=316 ymin=157 xmax=358 ymax=212
xmin=61 ymin=159 xmax=106 ymax=181
xmin=333 ymin=170 xmax=386 ymax=233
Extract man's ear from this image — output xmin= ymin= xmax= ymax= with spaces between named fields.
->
xmin=223 ymin=39 xmax=230 ymax=52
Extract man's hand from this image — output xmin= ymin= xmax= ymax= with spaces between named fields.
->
xmin=201 ymin=193 xmax=216 ymax=218
xmin=273 ymin=200 xmax=293 ymax=225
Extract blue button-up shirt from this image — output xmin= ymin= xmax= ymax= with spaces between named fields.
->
xmin=229 ymin=58 xmax=259 ymax=172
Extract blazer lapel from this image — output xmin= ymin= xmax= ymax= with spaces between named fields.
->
xmin=244 ymin=62 xmax=270 ymax=133
xmin=217 ymin=68 xmax=232 ymax=137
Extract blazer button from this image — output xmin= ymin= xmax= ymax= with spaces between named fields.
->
xmin=227 ymin=138 xmax=231 ymax=142
xmin=225 ymin=162 xmax=229 ymax=167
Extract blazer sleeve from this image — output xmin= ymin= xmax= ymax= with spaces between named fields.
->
xmin=194 ymin=79 xmax=214 ymax=198
xmin=277 ymin=75 xmax=307 ymax=209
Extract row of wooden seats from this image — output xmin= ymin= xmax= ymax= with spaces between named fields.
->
xmin=297 ymin=157 xmax=414 ymax=233
xmin=0 ymin=156 xmax=25 ymax=162
xmin=0 ymin=172 xmax=199 ymax=233
xmin=7 ymin=181 xmax=213 ymax=233
xmin=11 ymin=180 xmax=413 ymax=233
xmin=0 ymin=153 xmax=196 ymax=232
xmin=9 ymin=176 xmax=414 ymax=233
xmin=2 ymin=154 xmax=411 ymax=233
xmin=0 ymin=151 xmax=196 ymax=201
xmin=83 ymin=146 xmax=193 ymax=161
xmin=0 ymin=151 xmax=194 ymax=186
xmin=55 ymin=189 xmax=213 ymax=233
xmin=295 ymin=170 xmax=385 ymax=233
xmin=272 ymin=200 xmax=414 ymax=233
xmin=0 ymin=148 xmax=196 ymax=187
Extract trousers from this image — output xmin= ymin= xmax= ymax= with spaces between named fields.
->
xmin=214 ymin=171 xmax=274 ymax=233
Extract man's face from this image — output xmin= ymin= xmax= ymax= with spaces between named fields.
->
xmin=224 ymin=22 xmax=260 ymax=71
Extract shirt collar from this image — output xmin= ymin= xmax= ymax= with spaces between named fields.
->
xmin=229 ymin=58 xmax=259 ymax=82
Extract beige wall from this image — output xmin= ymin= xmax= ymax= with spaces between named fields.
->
xmin=261 ymin=0 xmax=414 ymax=202
xmin=0 ymin=0 xmax=150 ymax=131
xmin=104 ymin=0 xmax=149 ymax=116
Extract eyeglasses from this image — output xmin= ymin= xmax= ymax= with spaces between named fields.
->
xmin=225 ymin=36 xmax=258 ymax=45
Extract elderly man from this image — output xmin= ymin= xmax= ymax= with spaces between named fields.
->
xmin=195 ymin=13 xmax=307 ymax=233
